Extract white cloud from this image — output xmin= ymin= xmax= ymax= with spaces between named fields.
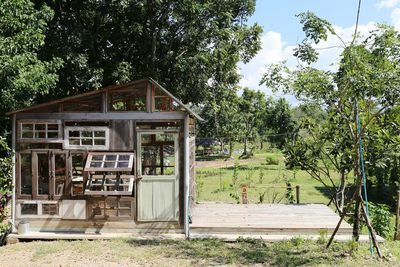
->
xmin=376 ymin=0 xmax=400 ymax=8
xmin=390 ymin=7 xmax=400 ymax=29
xmin=238 ymin=22 xmax=377 ymax=106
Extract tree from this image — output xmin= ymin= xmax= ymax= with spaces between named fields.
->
xmin=238 ymin=88 xmax=266 ymax=156
xmin=36 ymin=0 xmax=262 ymax=105
xmin=261 ymin=10 xmax=400 ymax=253
xmin=198 ymin=87 xmax=242 ymax=157
xmin=261 ymin=98 xmax=295 ymax=149
xmin=0 ymin=0 xmax=62 ymax=136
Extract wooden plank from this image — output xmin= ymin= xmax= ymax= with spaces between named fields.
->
xmin=16 ymin=112 xmax=186 ymax=120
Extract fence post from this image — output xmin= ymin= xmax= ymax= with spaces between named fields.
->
xmin=395 ymin=190 xmax=400 ymax=241
xmin=296 ymin=185 xmax=300 ymax=204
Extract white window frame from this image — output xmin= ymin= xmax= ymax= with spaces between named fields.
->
xmin=84 ymin=152 xmax=135 ymax=172
xmin=18 ymin=120 xmax=62 ymax=143
xmin=64 ymin=126 xmax=110 ymax=150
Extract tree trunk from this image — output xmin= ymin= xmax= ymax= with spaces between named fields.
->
xmin=352 ymin=105 xmax=362 ymax=240
xmin=229 ymin=140 xmax=234 ymax=158
xmin=243 ymin=138 xmax=248 ymax=155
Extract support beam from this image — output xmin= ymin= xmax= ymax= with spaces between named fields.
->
xmin=183 ymin=114 xmax=190 ymax=238
xmin=11 ymin=114 xmax=16 ymax=232
xmin=16 ymin=112 xmax=186 ymax=121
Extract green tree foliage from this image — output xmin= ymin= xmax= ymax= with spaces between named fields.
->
xmin=262 ymin=12 xmax=400 ymax=239
xmin=0 ymin=137 xmax=12 ymax=232
xmin=261 ymin=98 xmax=295 ymax=149
xmin=36 ymin=0 xmax=262 ymax=104
xmin=238 ymin=88 xmax=266 ymax=155
xmin=0 ymin=0 xmax=62 ymax=136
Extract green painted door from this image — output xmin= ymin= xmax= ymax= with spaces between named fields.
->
xmin=137 ymin=131 xmax=179 ymax=221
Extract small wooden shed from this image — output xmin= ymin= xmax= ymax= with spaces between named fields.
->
xmin=7 ymin=78 xmax=198 ymax=237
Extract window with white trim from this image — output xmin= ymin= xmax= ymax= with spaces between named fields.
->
xmin=18 ymin=121 xmax=61 ymax=142
xmin=84 ymin=152 xmax=134 ymax=196
xmin=64 ymin=127 xmax=109 ymax=150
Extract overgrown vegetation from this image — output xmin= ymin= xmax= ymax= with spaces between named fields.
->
xmin=0 ymin=137 xmax=12 ymax=235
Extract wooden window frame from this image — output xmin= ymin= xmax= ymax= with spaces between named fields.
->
xmin=64 ymin=126 xmax=110 ymax=150
xmin=18 ymin=120 xmax=62 ymax=143
xmin=16 ymin=151 xmax=68 ymax=200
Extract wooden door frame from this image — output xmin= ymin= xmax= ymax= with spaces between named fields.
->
xmin=136 ymin=130 xmax=180 ymax=221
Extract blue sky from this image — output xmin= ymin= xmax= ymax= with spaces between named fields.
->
xmin=239 ymin=0 xmax=400 ymax=104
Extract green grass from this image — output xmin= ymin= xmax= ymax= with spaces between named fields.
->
xmin=196 ymin=151 xmax=339 ymax=204
xmin=1 ymin=238 xmax=399 ymax=266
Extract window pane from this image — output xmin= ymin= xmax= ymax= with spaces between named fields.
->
xmin=82 ymin=139 xmax=93 ymax=145
xmin=21 ymin=203 xmax=38 ymax=215
xmin=69 ymin=131 xmax=80 ymax=138
xmin=105 ymin=155 xmax=117 ymax=161
xmin=22 ymin=124 xmax=33 ymax=131
xmin=94 ymin=131 xmax=105 ymax=137
xmin=104 ymin=161 xmax=116 ymax=168
xmin=37 ymin=154 xmax=49 ymax=195
xmin=35 ymin=132 xmax=46 ymax=139
xmin=47 ymin=124 xmax=59 ymax=131
xmin=35 ymin=124 xmax=46 ymax=131
xmin=141 ymin=134 xmax=175 ymax=175
xmin=82 ymin=131 xmax=92 ymax=138
xmin=72 ymin=154 xmax=85 ymax=196
xmin=117 ymin=162 xmax=129 ymax=168
xmin=21 ymin=131 xmax=33 ymax=139
xmin=119 ymin=155 xmax=130 ymax=161
xmin=47 ymin=131 xmax=59 ymax=139
xmin=94 ymin=139 xmax=105 ymax=146
xmin=42 ymin=204 xmax=58 ymax=215
xmin=90 ymin=161 xmax=102 ymax=168
xmin=55 ymin=154 xmax=66 ymax=195
xmin=20 ymin=154 xmax=32 ymax=195
xmin=69 ymin=139 xmax=80 ymax=145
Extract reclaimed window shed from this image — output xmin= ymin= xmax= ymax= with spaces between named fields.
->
xmin=7 ymin=78 xmax=198 ymax=237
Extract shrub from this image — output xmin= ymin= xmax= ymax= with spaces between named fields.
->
xmin=265 ymin=156 xmax=280 ymax=165
xmin=369 ymin=203 xmax=393 ymax=239
xmin=0 ymin=137 xmax=12 ymax=234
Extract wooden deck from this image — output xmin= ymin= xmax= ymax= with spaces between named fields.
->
xmin=190 ymin=203 xmax=353 ymax=235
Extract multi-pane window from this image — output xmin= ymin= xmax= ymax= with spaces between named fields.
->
xmin=85 ymin=153 xmax=134 ymax=172
xmin=84 ymin=153 xmax=134 ymax=196
xmin=64 ymin=127 xmax=109 ymax=149
xmin=19 ymin=121 xmax=61 ymax=141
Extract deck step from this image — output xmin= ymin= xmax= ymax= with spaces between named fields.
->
xmin=190 ymin=226 xmax=353 ymax=235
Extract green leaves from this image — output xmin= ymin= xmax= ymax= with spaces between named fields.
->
xmin=0 ymin=0 xmax=62 ymax=135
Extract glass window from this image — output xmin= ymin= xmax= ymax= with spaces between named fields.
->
xmin=19 ymin=121 xmax=61 ymax=141
xmin=72 ymin=154 xmax=85 ymax=196
xmin=64 ymin=127 xmax=109 ymax=150
xmin=37 ymin=154 xmax=49 ymax=196
xmin=62 ymin=94 xmax=102 ymax=112
xmin=85 ymin=174 xmax=134 ymax=196
xmin=109 ymin=85 xmax=147 ymax=111
xmin=140 ymin=133 xmax=176 ymax=175
xmin=42 ymin=203 xmax=59 ymax=215
xmin=54 ymin=154 xmax=66 ymax=195
xmin=84 ymin=153 xmax=134 ymax=172
xmin=20 ymin=154 xmax=32 ymax=195
xmin=20 ymin=203 xmax=38 ymax=215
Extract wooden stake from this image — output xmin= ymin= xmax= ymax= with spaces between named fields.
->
xmin=361 ymin=204 xmax=382 ymax=258
xmin=327 ymin=205 xmax=349 ymax=248
xmin=395 ymin=190 xmax=400 ymax=241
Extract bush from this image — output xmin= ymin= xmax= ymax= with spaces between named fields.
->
xmin=369 ymin=203 xmax=393 ymax=239
xmin=0 ymin=137 xmax=12 ymax=234
xmin=265 ymin=156 xmax=280 ymax=165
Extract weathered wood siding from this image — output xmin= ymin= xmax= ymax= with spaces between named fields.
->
xmin=110 ymin=120 xmax=134 ymax=151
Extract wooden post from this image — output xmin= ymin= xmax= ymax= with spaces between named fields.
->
xmin=296 ymin=185 xmax=300 ymax=204
xmin=241 ymin=185 xmax=248 ymax=204
xmin=395 ymin=190 xmax=400 ymax=241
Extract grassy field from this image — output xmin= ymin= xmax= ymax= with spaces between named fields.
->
xmin=0 ymin=237 xmax=399 ymax=266
xmin=196 ymin=150 xmax=339 ymax=205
